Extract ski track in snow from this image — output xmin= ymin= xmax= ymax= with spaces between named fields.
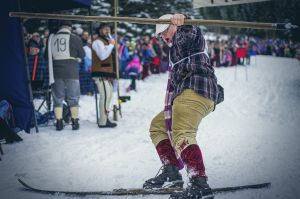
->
xmin=1 ymin=56 xmax=300 ymax=199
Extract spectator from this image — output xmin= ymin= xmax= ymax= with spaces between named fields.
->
xmin=81 ymin=31 xmax=92 ymax=72
xmin=151 ymin=38 xmax=162 ymax=74
xmin=284 ymin=44 xmax=291 ymax=57
xmin=141 ymin=42 xmax=154 ymax=79
xmin=28 ymin=32 xmax=44 ymax=56
xmin=81 ymin=31 xmax=90 ymax=47
xmin=45 ymin=21 xmax=85 ymax=131
xmin=212 ymin=41 xmax=221 ymax=67
xmin=126 ymin=54 xmax=142 ymax=92
xmin=118 ymin=37 xmax=130 ymax=78
xmin=79 ymin=31 xmax=94 ymax=95
xmin=92 ymin=23 xmax=117 ymax=128
xmin=220 ymin=45 xmax=232 ymax=67
xmin=42 ymin=29 xmax=50 ymax=49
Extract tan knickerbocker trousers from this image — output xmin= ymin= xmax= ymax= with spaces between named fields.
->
xmin=150 ymin=89 xmax=214 ymax=155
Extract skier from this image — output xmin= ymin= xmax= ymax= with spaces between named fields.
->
xmin=143 ymin=14 xmax=224 ymax=199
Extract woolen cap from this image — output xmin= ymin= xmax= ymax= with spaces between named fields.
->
xmin=155 ymin=14 xmax=173 ymax=36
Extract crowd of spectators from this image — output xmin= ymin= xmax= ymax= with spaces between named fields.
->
xmin=23 ymin=27 xmax=300 ymax=95
xmin=206 ymin=35 xmax=300 ymax=67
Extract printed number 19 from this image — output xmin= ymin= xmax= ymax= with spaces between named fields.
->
xmin=54 ymin=38 xmax=67 ymax=52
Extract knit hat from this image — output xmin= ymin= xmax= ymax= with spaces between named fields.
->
xmin=155 ymin=14 xmax=173 ymax=36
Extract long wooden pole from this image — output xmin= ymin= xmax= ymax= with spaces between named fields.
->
xmin=113 ymin=0 xmax=119 ymax=80
xmin=113 ymin=0 xmax=122 ymax=119
xmin=9 ymin=12 xmax=298 ymax=30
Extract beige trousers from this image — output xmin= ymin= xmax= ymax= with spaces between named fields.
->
xmin=94 ymin=78 xmax=113 ymax=125
xmin=150 ymin=89 xmax=214 ymax=155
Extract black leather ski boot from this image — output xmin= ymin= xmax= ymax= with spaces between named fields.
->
xmin=169 ymin=177 xmax=214 ymax=199
xmin=143 ymin=165 xmax=184 ymax=189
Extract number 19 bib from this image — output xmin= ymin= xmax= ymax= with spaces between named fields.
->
xmin=51 ymin=34 xmax=71 ymax=60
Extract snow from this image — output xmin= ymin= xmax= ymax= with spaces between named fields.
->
xmin=117 ymin=28 xmax=126 ymax=33
xmin=128 ymin=0 xmax=144 ymax=4
xmin=1 ymin=56 xmax=300 ymax=199
xmin=136 ymin=28 xmax=142 ymax=33
xmin=126 ymin=33 xmax=134 ymax=37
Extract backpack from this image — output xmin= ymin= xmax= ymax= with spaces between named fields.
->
xmin=0 ymin=100 xmax=22 ymax=144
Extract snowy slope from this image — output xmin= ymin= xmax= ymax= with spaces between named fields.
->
xmin=1 ymin=56 xmax=300 ymax=199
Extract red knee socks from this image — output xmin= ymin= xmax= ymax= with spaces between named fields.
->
xmin=156 ymin=139 xmax=179 ymax=167
xmin=181 ymin=144 xmax=207 ymax=179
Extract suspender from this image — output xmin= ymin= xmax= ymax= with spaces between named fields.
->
xmin=169 ymin=51 xmax=209 ymax=68
xmin=169 ymin=37 xmax=210 ymax=68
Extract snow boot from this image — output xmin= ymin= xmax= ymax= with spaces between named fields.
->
xmin=71 ymin=118 xmax=80 ymax=130
xmin=169 ymin=177 xmax=214 ymax=199
xmin=98 ymin=119 xmax=117 ymax=128
xmin=143 ymin=165 xmax=184 ymax=189
xmin=56 ymin=119 xmax=64 ymax=131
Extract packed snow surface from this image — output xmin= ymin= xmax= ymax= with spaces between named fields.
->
xmin=1 ymin=56 xmax=300 ymax=199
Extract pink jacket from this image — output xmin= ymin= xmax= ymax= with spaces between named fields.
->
xmin=126 ymin=56 xmax=142 ymax=73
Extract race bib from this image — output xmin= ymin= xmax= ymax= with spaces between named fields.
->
xmin=51 ymin=34 xmax=71 ymax=60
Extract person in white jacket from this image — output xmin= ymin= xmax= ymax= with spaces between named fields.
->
xmin=91 ymin=24 xmax=117 ymax=128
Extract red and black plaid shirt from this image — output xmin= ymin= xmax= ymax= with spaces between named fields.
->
xmin=169 ymin=25 xmax=223 ymax=104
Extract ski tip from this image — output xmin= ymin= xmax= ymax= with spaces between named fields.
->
xmin=246 ymin=182 xmax=272 ymax=189
xmin=18 ymin=178 xmax=28 ymax=188
xmin=18 ymin=178 xmax=24 ymax=184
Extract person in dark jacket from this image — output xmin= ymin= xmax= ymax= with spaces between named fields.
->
xmin=45 ymin=21 xmax=85 ymax=131
xmin=28 ymin=32 xmax=44 ymax=56
xmin=143 ymin=14 xmax=224 ymax=199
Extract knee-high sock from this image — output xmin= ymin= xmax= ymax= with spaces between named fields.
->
xmin=181 ymin=144 xmax=207 ymax=179
xmin=70 ymin=106 xmax=79 ymax=119
xmin=156 ymin=139 xmax=179 ymax=168
xmin=54 ymin=107 xmax=63 ymax=120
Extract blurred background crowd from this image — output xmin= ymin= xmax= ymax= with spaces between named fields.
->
xmin=24 ymin=25 xmax=300 ymax=95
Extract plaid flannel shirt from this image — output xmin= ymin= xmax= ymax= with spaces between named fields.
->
xmin=169 ymin=25 xmax=222 ymax=104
